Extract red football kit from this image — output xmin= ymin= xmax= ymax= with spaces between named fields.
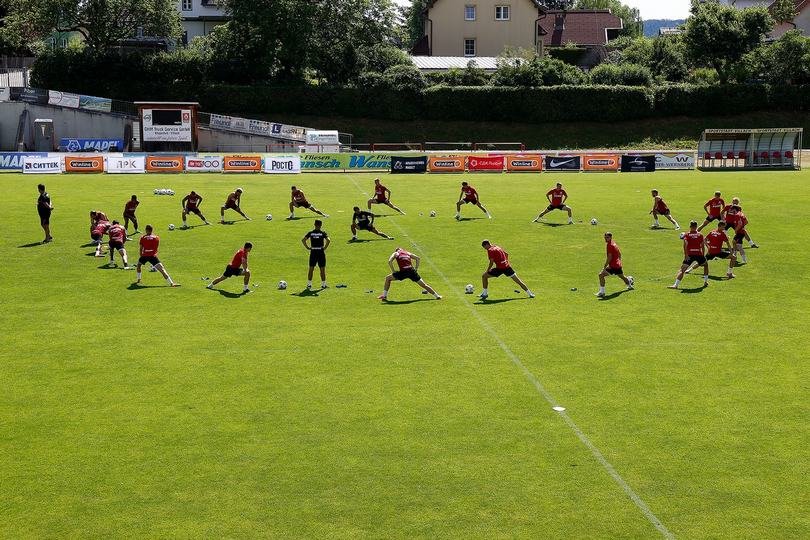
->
xmin=462 ymin=185 xmax=478 ymax=201
xmin=606 ymin=240 xmax=622 ymax=268
xmin=548 ymin=188 xmax=567 ymax=206
xmin=292 ymin=190 xmax=306 ymax=202
xmin=186 ymin=193 xmax=202 ymax=209
xmin=684 ymin=231 xmax=705 ymax=256
xmin=374 ymin=184 xmax=387 ymax=201
xmin=706 ymin=230 xmax=729 ymax=254
xmin=93 ymin=221 xmax=110 ymax=237
xmin=655 ymin=198 xmax=669 ymax=213
xmin=230 ymin=248 xmax=247 ymax=268
xmin=487 ymin=246 xmax=510 ymax=269
xmin=124 ymin=200 xmax=139 ymax=214
xmin=736 ymin=212 xmax=748 ymax=234
xmin=139 ymin=235 xmax=159 ymax=256
xmin=705 ymin=197 xmax=724 ymax=217
xmin=725 ymin=212 xmax=740 ymax=230
xmin=108 ymin=224 xmax=126 ymax=243
xmin=395 ymin=249 xmax=414 ymax=270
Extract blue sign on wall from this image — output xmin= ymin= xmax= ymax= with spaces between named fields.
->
xmin=0 ymin=152 xmax=48 ymax=170
xmin=60 ymin=138 xmax=125 ymax=152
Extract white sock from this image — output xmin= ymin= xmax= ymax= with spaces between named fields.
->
xmin=307 ymin=280 xmax=312 ymax=287
xmin=434 ymin=292 xmax=440 ymax=298
xmin=166 ymin=276 xmax=174 ymax=285
xmin=244 ymin=285 xmax=249 ymax=291
xmin=703 ymin=274 xmax=709 ymax=282
xmin=481 ymin=288 xmax=488 ymax=295
xmin=352 ymin=235 xmax=357 ymax=239
xmin=136 ymin=271 xmax=141 ymax=280
xmin=381 ymin=290 xmax=387 ymax=297
xmin=321 ymin=281 xmax=327 ymax=287
xmin=599 ymin=286 xmax=605 ymax=294
xmin=674 ymin=278 xmax=681 ymax=286
xmin=525 ymin=289 xmax=533 ymax=295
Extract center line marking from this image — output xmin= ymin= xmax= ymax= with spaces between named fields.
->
xmin=346 ymin=175 xmax=675 ymax=539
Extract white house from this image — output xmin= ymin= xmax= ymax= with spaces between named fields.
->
xmin=720 ymin=0 xmax=810 ymax=38
xmin=176 ymin=0 xmax=229 ymax=44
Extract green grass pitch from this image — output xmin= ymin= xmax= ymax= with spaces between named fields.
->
xmin=1 ymin=169 xmax=808 ymax=538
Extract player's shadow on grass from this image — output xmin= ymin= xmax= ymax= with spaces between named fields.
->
xmin=538 ymin=222 xmax=567 ymax=227
xmin=599 ymin=289 xmax=631 ymax=301
xmin=17 ymin=242 xmax=45 ymax=248
xmin=457 ymin=217 xmax=485 ymax=221
xmin=285 ymin=216 xmax=304 ymax=221
xmin=127 ymin=283 xmax=171 ymax=290
xmin=210 ymin=289 xmax=246 ymax=298
xmin=475 ymin=297 xmax=526 ymax=305
xmin=708 ymin=275 xmax=729 ymax=282
xmin=177 ymin=224 xmax=205 ymax=231
xmin=381 ymin=298 xmax=434 ymax=305
xmin=679 ymin=285 xmax=707 ymax=294
xmin=97 ymin=263 xmax=123 ymax=270
xmin=292 ymin=288 xmax=320 ymax=297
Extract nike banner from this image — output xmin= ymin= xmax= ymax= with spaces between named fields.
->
xmin=391 ymin=156 xmax=428 ymax=174
xmin=544 ymin=156 xmax=581 ymax=171
xmin=621 ymin=155 xmax=656 ymax=173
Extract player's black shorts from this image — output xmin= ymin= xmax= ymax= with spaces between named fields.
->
xmin=223 ymin=265 xmax=243 ymax=278
xmin=734 ymin=232 xmax=746 ymax=242
xmin=109 ymin=240 xmax=124 ymax=250
xmin=547 ymin=204 xmax=566 ymax=211
xmin=463 ymin=197 xmax=478 ymax=205
xmin=488 ymin=266 xmax=516 ymax=278
xmin=123 ymin=212 xmax=136 ymax=221
xmin=606 ymin=267 xmax=624 ymax=275
xmin=91 ymin=232 xmax=102 ymax=241
xmin=371 ymin=196 xmax=387 ymax=204
xmin=139 ymin=255 xmax=160 ymax=266
xmin=657 ymin=208 xmax=671 ymax=216
xmin=309 ymin=249 xmax=326 ymax=268
xmin=357 ymin=221 xmax=372 ymax=231
xmin=393 ymin=269 xmax=421 ymax=282
xmin=38 ymin=209 xmax=51 ymax=225
xmin=706 ymin=215 xmax=721 ymax=222
xmin=707 ymin=251 xmax=730 ymax=260
xmin=224 ymin=201 xmax=239 ymax=210
xmin=185 ymin=206 xmax=202 ymax=215
xmin=294 ymin=201 xmax=311 ymax=209
xmin=683 ymin=255 xmax=707 ymax=266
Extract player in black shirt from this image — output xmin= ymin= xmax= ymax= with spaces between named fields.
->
xmin=350 ymin=206 xmax=393 ymax=241
xmin=37 ymin=184 xmax=53 ymax=243
xmin=302 ymin=220 xmax=331 ymax=289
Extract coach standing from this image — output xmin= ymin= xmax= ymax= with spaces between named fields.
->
xmin=302 ymin=219 xmax=330 ymax=290
xmin=37 ymin=183 xmax=53 ymax=243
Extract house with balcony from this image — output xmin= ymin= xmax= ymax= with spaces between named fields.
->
xmin=177 ymin=0 xmax=229 ymax=44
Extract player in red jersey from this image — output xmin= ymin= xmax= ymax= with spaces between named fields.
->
xmin=90 ymin=210 xmax=108 ymax=236
xmin=725 ymin=205 xmax=751 ymax=264
xmin=533 ymin=182 xmax=573 ymax=224
xmin=220 ymin=188 xmax=250 ymax=223
xmin=455 ymin=181 xmax=491 ymax=219
xmin=479 ymin=240 xmax=534 ymax=299
xmin=377 ymin=248 xmax=441 ymax=300
xmin=698 ymin=191 xmax=724 ymax=231
xmin=135 ymin=225 xmax=176 ymax=286
xmin=122 ymin=195 xmax=140 ymax=234
xmin=367 ymin=178 xmax=405 ymax=214
xmin=688 ymin=221 xmax=735 ymax=278
xmin=669 ymin=221 xmax=708 ymax=289
xmin=596 ymin=232 xmax=634 ymax=297
xmin=91 ymin=219 xmax=111 ymax=257
xmin=650 ymin=189 xmax=680 ymax=230
xmin=106 ymin=220 xmax=130 ymax=269
xmin=289 ymin=185 xmax=328 ymax=219
xmin=722 ymin=196 xmax=758 ymax=248
xmin=207 ymin=242 xmax=253 ymax=293
xmin=181 ymin=190 xmax=211 ymax=228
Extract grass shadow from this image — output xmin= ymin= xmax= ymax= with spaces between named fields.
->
xmin=292 ymin=289 xmax=320 ymax=297
xmin=18 ymin=242 xmax=45 ymax=248
xmin=285 ymin=216 xmax=304 ymax=221
xmin=177 ymin=224 xmax=205 ymax=231
xmin=475 ymin=297 xmax=525 ymax=305
xmin=211 ymin=288 xmax=245 ymax=299
xmin=381 ymin=298 xmax=435 ymax=305
xmin=680 ymin=285 xmax=707 ymax=294
xmin=458 ymin=217 xmax=485 ymax=221
xmin=599 ymin=289 xmax=631 ymax=301
xmin=97 ymin=262 xmax=122 ymax=270
xmin=538 ymin=222 xmax=567 ymax=227
xmin=127 ymin=283 xmax=165 ymax=290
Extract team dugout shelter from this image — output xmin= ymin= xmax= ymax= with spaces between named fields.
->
xmin=698 ymin=128 xmax=802 ymax=170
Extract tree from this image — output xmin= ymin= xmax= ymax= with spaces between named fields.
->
xmin=771 ymin=0 xmax=798 ymax=27
xmin=589 ymin=62 xmax=653 ymax=85
xmin=1 ymin=0 xmax=182 ymax=52
xmin=403 ymin=0 xmax=428 ymax=50
xmin=683 ymin=0 xmax=773 ymax=83
xmin=574 ymin=0 xmax=642 ymax=37
xmin=747 ymin=30 xmax=810 ymax=84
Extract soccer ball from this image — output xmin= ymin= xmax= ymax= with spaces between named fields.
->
xmin=679 ymin=232 xmax=686 ymax=239
xmin=430 ymin=210 xmax=436 ymax=217
xmin=153 ymin=189 xmax=159 ymax=195
xmin=590 ymin=218 xmax=598 ymax=225
xmin=266 ymin=214 xmax=273 ymax=221
xmin=465 ymin=284 xmax=474 ymax=294
xmin=167 ymin=190 xmax=175 ymax=196
xmin=278 ymin=280 xmax=288 ymax=290
xmin=168 ymin=224 xmax=175 ymax=230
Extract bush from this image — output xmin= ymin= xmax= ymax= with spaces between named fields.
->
xmin=381 ymin=64 xmax=427 ymax=92
xmin=359 ymin=43 xmax=411 ymax=74
xmin=653 ymin=84 xmax=769 ymax=116
xmin=590 ymin=63 xmax=653 ymax=86
xmin=491 ymin=55 xmax=586 ymax=87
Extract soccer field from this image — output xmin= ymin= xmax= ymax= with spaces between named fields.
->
xmin=1 ymin=169 xmax=808 ymax=538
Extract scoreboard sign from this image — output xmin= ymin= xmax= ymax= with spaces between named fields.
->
xmin=141 ymin=108 xmax=193 ymax=142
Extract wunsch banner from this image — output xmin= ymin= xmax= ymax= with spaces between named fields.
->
xmin=297 ymin=153 xmax=391 ymax=171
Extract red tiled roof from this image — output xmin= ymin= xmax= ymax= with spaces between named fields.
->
xmin=539 ymin=9 xmax=623 ymax=47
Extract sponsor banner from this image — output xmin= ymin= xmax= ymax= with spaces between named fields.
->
xmin=468 ymin=155 xmax=505 ymax=172
xmin=107 ymin=156 xmax=146 ymax=174
xmin=544 ymin=155 xmax=582 ymax=171
xmin=65 ymin=156 xmax=104 ymax=173
xmin=210 ymin=114 xmax=233 ymax=130
xmin=48 ymin=90 xmax=80 ymax=108
xmin=272 ymin=123 xmax=307 ymax=141
xmin=22 ymin=155 xmax=62 ymax=174
xmin=231 ymin=117 xmax=249 ymax=132
xmin=79 ymin=94 xmax=112 ymax=113
xmin=621 ymin=155 xmax=656 ymax=173
xmin=0 ymin=152 xmax=48 ymax=170
xmin=19 ymin=87 xmax=48 ymax=104
xmin=391 ymin=156 xmax=428 ymax=174
xmin=583 ymin=154 xmax=620 ymax=171
xmin=249 ymin=119 xmax=272 ymax=136
xmin=297 ymin=153 xmax=390 ymax=171
xmin=428 ymin=156 xmax=465 ymax=173
xmin=185 ymin=156 xmax=223 ymax=172
xmin=142 ymin=108 xmax=193 ymax=142
xmin=223 ymin=155 xmax=262 ymax=172
xmin=0 ymin=87 xmax=10 ymax=102
xmin=506 ymin=155 xmax=543 ymax=172
xmin=60 ymin=138 xmax=125 ymax=152
xmin=655 ymin=152 xmax=695 ymax=170
xmin=263 ymin=155 xmax=301 ymax=174
xmin=146 ymin=155 xmax=184 ymax=173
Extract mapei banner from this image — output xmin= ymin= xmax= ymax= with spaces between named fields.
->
xmin=48 ymin=90 xmax=80 ymax=108
xmin=298 ymin=153 xmax=390 ymax=171
xmin=146 ymin=156 xmax=184 ymax=172
xmin=428 ymin=156 xmax=465 ymax=173
xmin=65 ymin=156 xmax=105 ymax=173
xmin=506 ymin=155 xmax=543 ymax=172
xmin=106 ymin=156 xmax=146 ymax=174
xmin=223 ymin=155 xmax=262 ymax=172
xmin=391 ymin=156 xmax=428 ymax=174
xmin=583 ymin=154 xmax=620 ymax=172
xmin=544 ymin=155 xmax=582 ymax=171
xmin=22 ymin=155 xmax=62 ymax=174
xmin=468 ymin=156 xmax=504 ymax=172
xmin=185 ymin=156 xmax=223 ymax=172
xmin=655 ymin=152 xmax=695 ymax=170
xmin=61 ymin=138 xmax=125 ymax=152
xmin=621 ymin=155 xmax=656 ymax=173
xmin=0 ymin=152 xmax=48 ymax=170
xmin=263 ymin=155 xmax=301 ymax=174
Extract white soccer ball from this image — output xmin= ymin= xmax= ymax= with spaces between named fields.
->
xmin=168 ymin=224 xmax=175 ymax=230
xmin=153 ymin=189 xmax=159 ymax=195
xmin=430 ymin=210 xmax=436 ymax=217
xmin=679 ymin=232 xmax=686 ymax=239
xmin=266 ymin=214 xmax=273 ymax=221
xmin=590 ymin=218 xmax=598 ymax=225
xmin=465 ymin=284 xmax=474 ymax=294
xmin=168 ymin=190 xmax=175 ymax=196
xmin=278 ymin=280 xmax=287 ymax=290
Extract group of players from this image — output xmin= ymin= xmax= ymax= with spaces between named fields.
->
xmin=36 ymin=176 xmax=757 ymax=299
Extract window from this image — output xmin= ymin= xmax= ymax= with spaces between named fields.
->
xmin=465 ymin=5 xmax=476 ymax=20
xmin=60 ymin=38 xmax=67 ymax=48
xmin=495 ymin=5 xmax=510 ymax=20
xmin=464 ymin=39 xmax=476 ymax=57
xmin=182 ymin=0 xmax=192 ymax=10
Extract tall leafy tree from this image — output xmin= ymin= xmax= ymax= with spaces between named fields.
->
xmin=771 ymin=0 xmax=799 ymax=27
xmin=574 ymin=0 xmax=643 ymax=37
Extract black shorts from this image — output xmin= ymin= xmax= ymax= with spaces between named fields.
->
xmin=734 ymin=232 xmax=746 ymax=243
xmin=371 ymin=197 xmax=387 ymax=204
xmin=683 ymin=255 xmax=707 ymax=266
xmin=294 ymin=201 xmax=311 ymax=209
xmin=38 ymin=209 xmax=51 ymax=225
xmin=657 ymin=209 xmax=671 ymax=216
xmin=139 ymin=255 xmax=160 ymax=266
xmin=185 ymin=206 xmax=202 ymax=215
xmin=705 ymin=215 xmax=721 ymax=222
xmin=223 ymin=265 xmax=243 ymax=278
xmin=463 ymin=198 xmax=478 ymax=205
xmin=707 ymin=251 xmax=730 ymax=260
xmin=309 ymin=249 xmax=326 ymax=268
xmin=109 ymin=240 xmax=124 ymax=250
xmin=224 ymin=201 xmax=239 ymax=211
xmin=606 ymin=267 xmax=624 ymax=275
xmin=91 ymin=232 xmax=102 ymax=241
xmin=488 ymin=266 xmax=516 ymax=278
xmin=547 ymin=204 xmax=566 ymax=211
xmin=123 ymin=212 xmax=137 ymax=221
xmin=357 ymin=221 xmax=372 ymax=231
xmin=393 ymin=269 xmax=421 ymax=282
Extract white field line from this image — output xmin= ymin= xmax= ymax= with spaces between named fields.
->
xmin=346 ymin=175 xmax=675 ymax=539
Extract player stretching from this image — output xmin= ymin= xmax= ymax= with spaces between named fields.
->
xmin=220 ymin=188 xmax=250 ymax=223
xmin=650 ymin=189 xmax=680 ymax=230
xmin=351 ymin=207 xmax=393 ymax=240
xmin=455 ymin=182 xmax=491 ymax=219
xmin=479 ymin=240 xmax=534 ymax=299
xmin=367 ymin=178 xmax=405 ymax=214
xmin=91 ymin=218 xmax=111 ymax=257
xmin=722 ymin=197 xmax=758 ymax=248
xmin=207 ymin=242 xmax=252 ymax=293
xmin=181 ymin=190 xmax=211 ymax=228
xmin=289 ymin=186 xmax=328 ymax=219
xmin=37 ymin=184 xmax=53 ymax=243
xmin=106 ymin=220 xmax=130 ymax=269
xmin=533 ymin=183 xmax=573 ymax=224
xmin=135 ymin=225 xmax=176 ymax=287
xmin=688 ymin=221 xmax=735 ymax=279
xmin=725 ymin=205 xmax=750 ymax=264
xmin=596 ymin=232 xmax=633 ymax=297
xmin=698 ymin=191 xmax=724 ymax=231
xmin=303 ymin=220 xmax=330 ymax=289
xmin=669 ymin=221 xmax=708 ymax=289
xmin=378 ymin=248 xmax=441 ymax=301
xmin=123 ymin=195 xmax=140 ymax=234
